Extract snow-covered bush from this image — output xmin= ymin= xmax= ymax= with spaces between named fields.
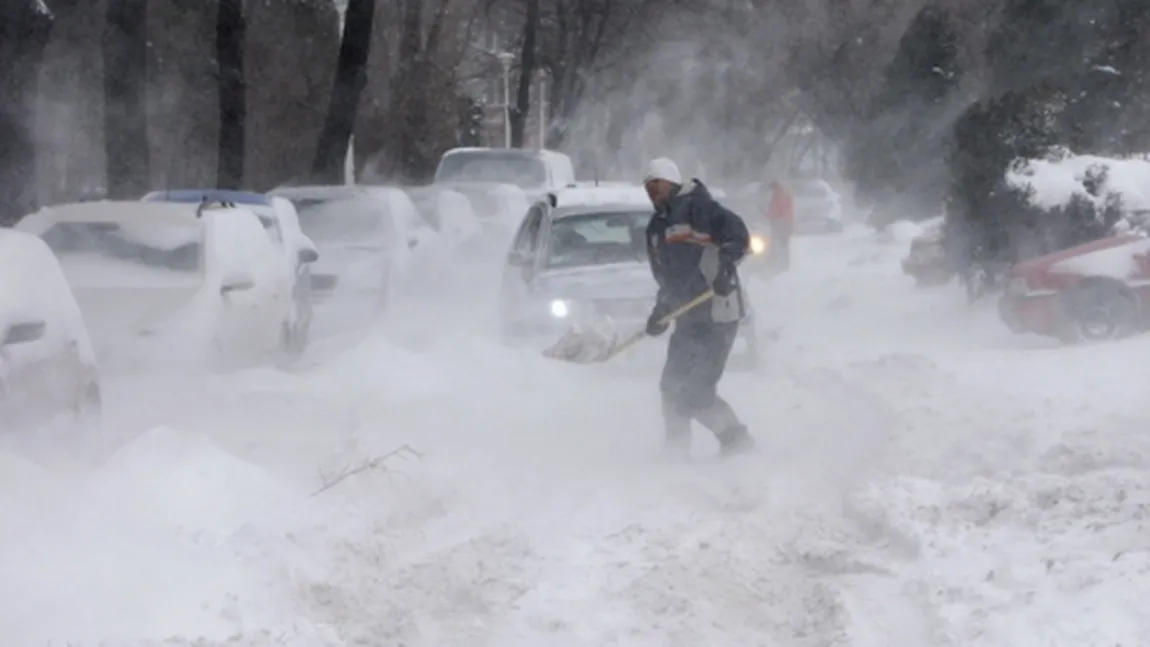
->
xmin=999 ymin=148 xmax=1149 ymax=260
xmin=1007 ymin=148 xmax=1150 ymax=236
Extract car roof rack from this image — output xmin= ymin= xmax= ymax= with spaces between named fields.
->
xmin=195 ymin=198 xmax=238 ymax=218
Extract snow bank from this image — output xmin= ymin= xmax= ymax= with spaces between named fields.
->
xmin=1006 ymin=149 xmax=1150 ymax=215
xmin=0 ymin=426 xmax=339 ymax=645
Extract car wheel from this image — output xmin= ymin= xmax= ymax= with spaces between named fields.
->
xmin=1061 ymin=280 xmax=1141 ymax=343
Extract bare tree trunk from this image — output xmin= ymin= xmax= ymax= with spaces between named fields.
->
xmin=0 ymin=0 xmax=53 ymax=224
xmin=509 ymin=0 xmax=538 ymax=148
xmin=311 ymin=0 xmax=375 ymax=184
xmin=103 ymin=0 xmax=150 ymax=198
xmin=216 ymin=0 xmax=246 ymax=189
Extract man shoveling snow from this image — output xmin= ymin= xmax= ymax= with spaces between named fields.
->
xmin=642 ymin=157 xmax=756 ymax=458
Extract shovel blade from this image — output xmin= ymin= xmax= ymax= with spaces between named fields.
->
xmin=542 ymin=318 xmax=622 ymax=363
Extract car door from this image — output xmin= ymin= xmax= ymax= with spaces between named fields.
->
xmin=500 ymin=204 xmax=546 ymax=319
xmin=202 ymin=206 xmax=292 ymax=361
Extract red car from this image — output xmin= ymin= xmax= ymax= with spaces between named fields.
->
xmin=999 ymin=233 xmax=1150 ymax=342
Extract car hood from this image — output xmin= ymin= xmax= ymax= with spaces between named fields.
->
xmin=534 ymin=262 xmax=655 ymax=300
xmin=1010 ymin=233 xmax=1143 ymax=277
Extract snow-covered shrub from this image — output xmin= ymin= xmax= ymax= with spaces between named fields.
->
xmin=1007 ymin=149 xmax=1150 ymax=238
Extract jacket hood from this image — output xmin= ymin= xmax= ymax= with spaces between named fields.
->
xmin=677 ymin=178 xmax=708 ymax=198
xmin=654 ymin=178 xmax=708 ymax=216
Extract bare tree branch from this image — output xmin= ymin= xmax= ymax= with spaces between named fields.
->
xmin=311 ymin=444 xmax=425 ymax=497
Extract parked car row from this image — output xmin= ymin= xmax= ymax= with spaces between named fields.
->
xmin=1 ymin=167 xmax=538 ymax=434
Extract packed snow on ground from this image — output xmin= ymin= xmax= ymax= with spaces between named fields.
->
xmin=3 ymin=215 xmax=1149 ymax=645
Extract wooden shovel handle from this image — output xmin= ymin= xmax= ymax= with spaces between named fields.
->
xmin=601 ymin=289 xmax=715 ymax=360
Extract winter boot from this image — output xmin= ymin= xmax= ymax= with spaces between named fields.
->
xmin=716 ymin=424 xmax=755 ymax=457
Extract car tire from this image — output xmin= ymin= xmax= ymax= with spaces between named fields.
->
xmin=1060 ymin=280 xmax=1142 ymax=343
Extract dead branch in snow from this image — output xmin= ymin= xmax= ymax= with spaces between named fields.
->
xmin=311 ymin=444 xmax=425 ymax=497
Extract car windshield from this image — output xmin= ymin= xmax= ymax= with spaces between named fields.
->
xmin=39 ymin=222 xmax=201 ymax=273
xmin=545 ymin=210 xmax=651 ymax=269
xmin=435 ymin=152 xmax=547 ymax=189
xmin=291 ymin=196 xmax=393 ymax=243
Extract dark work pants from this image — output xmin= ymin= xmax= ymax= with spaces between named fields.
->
xmin=659 ymin=320 xmax=743 ymax=442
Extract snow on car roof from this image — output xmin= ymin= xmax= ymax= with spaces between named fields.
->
xmin=143 ymin=189 xmax=271 ymax=206
xmin=16 ymin=201 xmax=205 ymax=236
xmin=268 ymin=184 xmax=365 ymax=200
xmin=549 ymin=185 xmax=650 ymax=209
xmin=441 ymin=147 xmax=567 ymax=161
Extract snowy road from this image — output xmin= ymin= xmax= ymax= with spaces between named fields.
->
xmin=4 ymin=224 xmax=1149 ymax=646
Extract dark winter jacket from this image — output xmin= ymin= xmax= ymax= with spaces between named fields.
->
xmin=646 ymin=179 xmax=749 ymax=325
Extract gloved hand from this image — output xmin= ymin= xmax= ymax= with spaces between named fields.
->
xmin=713 ymin=263 xmax=738 ymax=297
xmin=646 ymin=304 xmax=670 ymax=337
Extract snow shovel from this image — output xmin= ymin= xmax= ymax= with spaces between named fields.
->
xmin=542 ymin=290 xmax=714 ymax=364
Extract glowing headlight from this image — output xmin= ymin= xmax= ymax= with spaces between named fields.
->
xmin=749 ymin=234 xmax=768 ymax=255
xmin=549 ymin=299 xmax=571 ymax=318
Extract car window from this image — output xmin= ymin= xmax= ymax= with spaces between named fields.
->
xmin=39 ymin=222 xmax=203 ymax=273
xmin=435 ymin=152 xmax=547 ymax=188
xmin=544 ymin=210 xmax=650 ymax=268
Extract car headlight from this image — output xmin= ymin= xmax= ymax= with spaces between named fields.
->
xmin=749 ymin=234 xmax=769 ymax=255
xmin=549 ymin=299 xmax=571 ymax=318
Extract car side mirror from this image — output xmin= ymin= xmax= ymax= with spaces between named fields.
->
xmin=220 ymin=271 xmax=255 ymax=295
xmin=298 ymin=247 xmax=319 ymax=264
xmin=3 ymin=320 xmax=46 ymax=345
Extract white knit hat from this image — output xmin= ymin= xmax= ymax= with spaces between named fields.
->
xmin=642 ymin=157 xmax=682 ymax=184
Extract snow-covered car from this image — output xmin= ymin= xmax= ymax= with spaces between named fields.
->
xmin=16 ymin=200 xmax=299 ymax=367
xmin=0 ymin=229 xmax=101 ymax=432
xmin=999 ymin=233 xmax=1150 ymax=343
xmin=141 ymin=189 xmax=318 ymax=356
xmin=902 ymin=218 xmax=954 ymax=287
xmin=499 ymin=191 xmax=761 ymax=365
xmin=268 ymin=185 xmax=426 ymax=311
xmin=790 ymin=179 xmax=845 ymax=235
xmin=432 ymin=147 xmax=576 ymax=202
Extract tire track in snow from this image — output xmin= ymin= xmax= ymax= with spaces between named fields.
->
xmin=272 ymin=353 xmax=940 ymax=646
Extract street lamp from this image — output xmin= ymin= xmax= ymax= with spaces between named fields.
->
xmin=497 ymin=51 xmax=514 ymax=148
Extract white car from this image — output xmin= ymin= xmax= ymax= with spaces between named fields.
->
xmin=432 ymin=147 xmax=576 ymax=202
xmin=16 ymin=200 xmax=298 ymax=368
xmin=0 ymin=229 xmax=101 ymax=432
xmin=268 ymin=185 xmax=428 ymax=312
xmin=499 ymin=193 xmax=761 ymax=366
xmin=140 ymin=189 xmax=319 ymax=356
